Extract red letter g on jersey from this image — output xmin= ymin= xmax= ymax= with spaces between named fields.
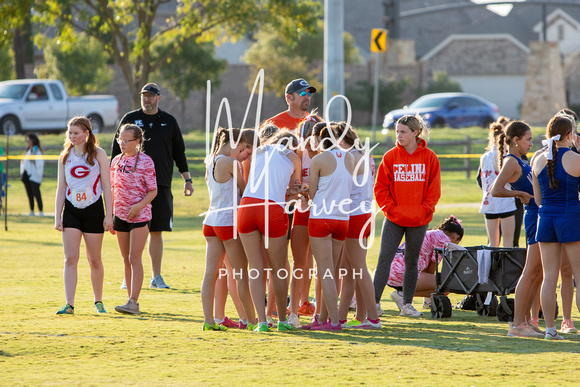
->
xmin=71 ymin=166 xmax=90 ymax=178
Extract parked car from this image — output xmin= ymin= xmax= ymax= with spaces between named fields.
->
xmin=0 ymin=79 xmax=119 ymax=135
xmin=383 ymin=92 xmax=500 ymax=130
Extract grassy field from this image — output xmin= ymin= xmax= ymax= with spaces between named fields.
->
xmin=1 ymin=128 xmax=579 ymax=385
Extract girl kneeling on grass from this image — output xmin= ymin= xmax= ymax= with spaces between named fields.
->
xmin=55 ymin=116 xmax=113 ymax=315
xmin=202 ymin=128 xmax=256 ymax=331
xmin=387 ymin=215 xmax=464 ymax=309
xmin=111 ymin=124 xmax=158 ymax=315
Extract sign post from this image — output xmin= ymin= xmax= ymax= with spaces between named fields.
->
xmin=371 ymin=28 xmax=387 ymax=142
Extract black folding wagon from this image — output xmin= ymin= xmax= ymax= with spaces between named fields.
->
xmin=430 ymin=245 xmax=526 ymax=322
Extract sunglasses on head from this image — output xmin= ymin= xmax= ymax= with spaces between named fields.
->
xmin=298 ymin=90 xmax=312 ymax=97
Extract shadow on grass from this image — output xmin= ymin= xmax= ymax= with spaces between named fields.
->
xmin=0 ymin=350 xmax=14 ymax=357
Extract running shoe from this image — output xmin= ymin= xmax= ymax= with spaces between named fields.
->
xmin=301 ymin=318 xmax=323 ymax=330
xmin=95 ymin=301 xmax=107 ymax=314
xmin=298 ymin=301 xmax=315 ymax=316
xmin=266 ymin=315 xmax=277 ymax=328
xmin=390 ymin=290 xmax=404 ymax=311
xmin=560 ymin=319 xmax=578 ymax=334
xmin=545 ymin=331 xmax=564 ymax=340
xmin=400 ymin=303 xmax=423 ymax=317
xmin=353 ymin=319 xmax=382 ymax=330
xmin=311 ymin=321 xmax=342 ymax=331
xmin=150 ymin=274 xmax=170 ymax=289
xmin=507 ymin=322 xmax=544 ymax=338
xmin=114 ymin=299 xmax=140 ymax=315
xmin=56 ymin=304 xmax=74 ymax=315
xmin=246 ymin=322 xmax=257 ymax=331
xmin=239 ymin=321 xmax=247 ymax=330
xmin=376 ymin=303 xmax=384 ymax=317
xmin=287 ymin=313 xmax=301 ymax=328
xmin=220 ymin=316 xmax=239 ymax=328
xmin=277 ymin=320 xmax=296 ymax=332
xmin=346 ymin=318 xmax=364 ymax=328
xmin=203 ymin=322 xmax=227 ymax=331
xmin=254 ymin=323 xmax=270 ymax=332
xmin=423 ymin=297 xmax=432 ymax=309
xmin=526 ymin=318 xmax=544 ymax=334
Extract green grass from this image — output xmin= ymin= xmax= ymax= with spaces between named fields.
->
xmin=1 ymin=129 xmax=579 ymax=385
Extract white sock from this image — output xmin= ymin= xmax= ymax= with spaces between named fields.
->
xmin=546 ymin=326 xmax=557 ymax=335
xmin=240 ymin=319 xmax=247 ymax=325
xmin=214 ymin=317 xmax=224 ymax=324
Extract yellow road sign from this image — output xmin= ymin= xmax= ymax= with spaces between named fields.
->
xmin=371 ymin=28 xmax=387 ymax=53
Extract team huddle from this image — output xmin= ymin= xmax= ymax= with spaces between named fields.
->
xmin=55 ymin=78 xmax=580 ymax=340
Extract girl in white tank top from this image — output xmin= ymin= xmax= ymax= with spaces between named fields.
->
xmin=201 ymin=128 xmax=257 ymax=331
xmin=54 ymin=116 xmax=113 ymax=315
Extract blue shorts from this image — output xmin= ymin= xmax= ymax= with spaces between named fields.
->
xmin=523 ymin=208 xmax=538 ymax=245
xmin=536 ymin=215 xmax=580 ymax=243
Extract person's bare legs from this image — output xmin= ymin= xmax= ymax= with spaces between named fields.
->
xmin=240 ymin=230 xmax=267 ymax=324
xmin=223 ymin=239 xmax=255 ymax=325
xmin=83 ymin=233 xmax=105 ymax=302
xmin=290 ymin=225 xmax=309 ymax=315
xmin=310 ymin=235 xmax=344 ymax=325
xmin=512 ymin=243 xmax=542 ymax=327
xmin=148 ymin=231 xmax=163 ymax=278
xmin=62 ymin=228 xmax=83 ymax=306
xmin=201 ymin=236 xmax=226 ymax=325
xmin=213 ymin=265 xmax=228 ymax=321
xmin=266 ymin=236 xmax=291 ymax=323
xmin=500 ymin=216 xmax=515 ymax=248
xmin=560 ymin=250 xmax=574 ymax=321
xmin=539 ymin=242 xmax=562 ymax=331
xmin=485 ymin=218 xmax=500 ymax=247
xmin=344 ymin=238 xmax=378 ymax=321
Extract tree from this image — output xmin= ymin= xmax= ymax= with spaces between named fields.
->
xmin=417 ymin=71 xmax=462 ymax=96
xmin=243 ymin=19 xmax=362 ymax=96
xmin=31 ymin=0 xmax=321 ymax=108
xmin=35 ymin=33 xmax=113 ymax=95
xmin=346 ymin=77 xmax=411 ymax=117
xmin=151 ymin=37 xmax=226 ymax=122
xmin=0 ymin=1 xmax=35 ymax=78
xmin=0 ymin=46 xmax=16 ymax=81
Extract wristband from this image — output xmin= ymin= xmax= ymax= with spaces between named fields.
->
xmin=185 ymin=178 xmax=192 ymax=183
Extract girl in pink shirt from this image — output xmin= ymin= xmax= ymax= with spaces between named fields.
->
xmin=111 ymin=124 xmax=158 ymax=315
xmin=388 ymin=215 xmax=464 ymax=308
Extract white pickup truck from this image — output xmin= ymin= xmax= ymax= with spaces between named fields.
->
xmin=0 ymin=79 xmax=119 ymax=135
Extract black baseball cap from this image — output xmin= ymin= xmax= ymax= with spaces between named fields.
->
xmin=140 ymin=83 xmax=160 ymax=96
xmin=285 ymin=78 xmax=317 ymax=95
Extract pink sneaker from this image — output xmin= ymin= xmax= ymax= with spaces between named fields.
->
xmin=239 ymin=321 xmax=247 ymax=330
xmin=220 ymin=316 xmax=239 ymax=328
xmin=301 ymin=318 xmax=324 ymax=330
xmin=560 ymin=319 xmax=578 ymax=334
xmin=311 ymin=321 xmax=342 ymax=331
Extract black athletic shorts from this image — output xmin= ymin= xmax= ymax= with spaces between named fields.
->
xmin=113 ymin=216 xmax=150 ymax=232
xmin=484 ymin=211 xmax=516 ymax=220
xmin=150 ymin=186 xmax=173 ymax=232
xmin=62 ymin=197 xmax=105 ymax=233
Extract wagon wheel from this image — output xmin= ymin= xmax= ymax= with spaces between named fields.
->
xmin=476 ymin=294 xmax=498 ymax=317
xmin=496 ymin=298 xmax=514 ymax=322
xmin=430 ymin=295 xmax=452 ymax=319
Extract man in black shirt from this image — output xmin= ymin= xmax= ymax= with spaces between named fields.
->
xmin=112 ymin=83 xmax=194 ymax=289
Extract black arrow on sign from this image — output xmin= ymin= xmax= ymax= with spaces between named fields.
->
xmin=374 ymin=31 xmax=384 ymax=51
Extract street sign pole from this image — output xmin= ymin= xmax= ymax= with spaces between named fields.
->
xmin=370 ymin=28 xmax=387 ymax=143
xmin=371 ymin=52 xmax=380 ymax=143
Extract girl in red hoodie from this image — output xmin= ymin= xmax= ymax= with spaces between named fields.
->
xmin=373 ymin=115 xmax=441 ymax=317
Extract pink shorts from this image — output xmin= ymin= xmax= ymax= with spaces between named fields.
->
xmin=237 ymin=197 xmax=289 ymax=238
xmin=347 ymin=213 xmax=373 ymax=239
xmin=308 ymin=218 xmax=348 ymax=241
xmin=203 ymin=224 xmax=234 ymax=241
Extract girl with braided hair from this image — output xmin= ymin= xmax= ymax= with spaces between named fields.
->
xmin=532 ymin=114 xmax=580 ymax=340
xmin=490 ymin=121 xmax=545 ymax=338
xmin=478 ymin=121 xmax=516 ymax=247
xmin=111 ymin=124 xmax=158 ymax=315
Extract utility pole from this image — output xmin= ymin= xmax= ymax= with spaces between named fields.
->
xmin=324 ymin=0 xmax=345 ymax=121
xmin=383 ymin=0 xmax=400 ymax=38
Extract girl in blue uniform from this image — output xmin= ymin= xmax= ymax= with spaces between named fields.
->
xmin=491 ymin=121 xmax=543 ymax=338
xmin=531 ymin=115 xmax=580 ymax=340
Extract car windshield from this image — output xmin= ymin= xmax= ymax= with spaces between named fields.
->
xmin=0 ymin=84 xmax=29 ymax=99
xmin=409 ymin=96 xmax=450 ymax=109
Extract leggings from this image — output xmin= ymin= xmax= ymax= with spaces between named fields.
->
xmin=373 ymin=218 xmax=427 ymax=305
xmin=21 ymin=172 xmax=43 ymax=212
